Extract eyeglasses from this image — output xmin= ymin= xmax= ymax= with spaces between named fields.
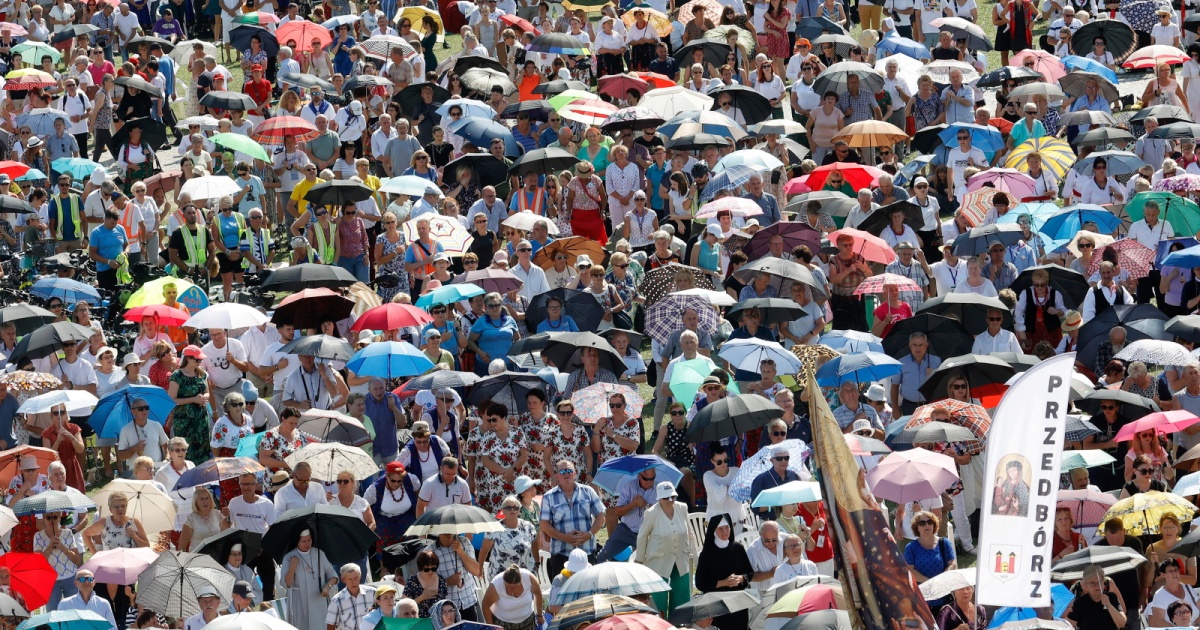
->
xmin=132 ymin=405 xmax=150 ymax=411
xmin=502 ymin=505 xmax=520 ymax=511
xmin=987 ymin=317 xmax=1003 ymax=321
xmin=486 ymin=303 xmax=502 ymax=309
xmin=171 ymin=448 xmax=188 ymax=453
xmin=337 ymin=479 xmax=354 ymax=485
xmin=1100 ymin=404 xmax=1118 ymax=410
xmin=915 ymin=184 xmax=928 ymax=189
xmin=713 ymin=458 xmax=729 ymax=465
xmin=558 ymin=469 xmax=576 ymax=475
xmin=386 ymin=476 xmax=403 ymax=483
xmin=416 ymin=156 xmax=428 ymax=161
xmin=773 ymin=456 xmax=790 ymax=461
xmin=517 ymin=248 xmax=532 ymax=253
xmin=431 ymin=308 xmax=447 ymax=314
xmin=670 ymin=410 xmax=685 ymax=416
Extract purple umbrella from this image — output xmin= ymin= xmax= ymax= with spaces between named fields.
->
xmin=743 ymin=221 xmax=823 ymax=261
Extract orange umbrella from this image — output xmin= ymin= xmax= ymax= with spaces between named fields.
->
xmin=0 ymin=446 xmax=58 ymax=489
xmin=832 ymin=120 xmax=908 ymax=148
xmin=533 ymin=236 xmax=608 ymax=270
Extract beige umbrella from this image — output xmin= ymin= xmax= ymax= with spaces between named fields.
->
xmin=284 ymin=442 xmax=378 ymax=483
xmin=832 ymin=120 xmax=908 ymax=148
xmin=95 ymin=479 xmax=177 ymax=535
xmin=1065 ymin=229 xmax=1116 ymax=258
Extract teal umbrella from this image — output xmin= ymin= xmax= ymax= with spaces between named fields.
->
xmin=15 ymin=168 xmax=46 ymax=182
xmin=1127 ymin=191 xmax=1200 ymax=236
xmin=415 ymin=283 xmax=485 ymax=309
xmin=51 ymin=158 xmax=103 ymax=181
xmin=235 ymin=432 xmax=266 ymax=458
xmin=1060 ymin=450 xmax=1117 ymax=472
xmin=12 ymin=41 xmax=60 ymax=64
xmin=750 ymin=480 xmax=822 ymax=508
xmin=17 ymin=611 xmax=110 ymax=630
xmin=209 ymin=132 xmax=270 ymax=162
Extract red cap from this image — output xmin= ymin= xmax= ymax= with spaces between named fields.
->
xmin=182 ymin=345 xmax=207 ymax=360
xmin=251 ymin=64 xmax=263 ymax=72
xmin=386 ymin=461 xmax=405 ymax=474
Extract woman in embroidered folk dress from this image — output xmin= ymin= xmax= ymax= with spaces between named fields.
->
xmin=210 ymin=393 xmax=255 ymax=508
xmin=258 ymin=408 xmax=319 ymax=473
xmin=475 ymin=404 xmax=528 ymax=513
xmin=364 ymin=461 xmax=421 ymax=562
xmin=565 ymin=161 xmax=608 ymax=244
xmin=116 ymin=126 xmax=157 ymax=197
xmin=513 ymin=390 xmax=553 ymax=483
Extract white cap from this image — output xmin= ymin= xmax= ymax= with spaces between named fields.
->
xmin=349 ymin=100 xmax=363 ymax=114
xmin=90 ymin=166 xmax=107 ymax=185
xmin=913 ymin=176 xmax=928 ymax=186
xmin=655 ymin=480 xmax=677 ymax=501
xmin=706 ymin=224 xmax=723 ymax=238
xmin=852 ymin=419 xmax=874 ymax=435
xmin=865 ymin=383 xmax=887 ymax=402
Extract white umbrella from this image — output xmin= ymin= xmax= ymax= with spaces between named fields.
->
xmin=874 ymin=53 xmax=921 ymax=95
xmin=175 ymin=115 xmax=221 ymax=131
xmin=137 ymin=551 xmax=235 ymax=620
xmin=718 ymin=338 xmax=803 ymax=374
xmin=1116 ymin=339 xmax=1193 ymax=366
xmin=183 ymin=303 xmax=271 ymax=330
xmin=918 ymin=568 xmax=975 ymax=600
xmin=180 ymin=175 xmax=243 ymax=201
xmin=548 ymin=561 xmax=671 ymax=606
xmin=0 ymin=593 xmax=27 ymax=618
xmin=205 ymin=612 xmax=297 ymax=630
xmin=94 ymin=479 xmax=176 ymax=535
xmin=17 ymin=390 xmax=97 ymax=414
xmin=503 ymin=212 xmax=560 ymax=234
xmin=170 ymin=40 xmax=218 ymax=67
xmin=641 ymin=86 xmax=715 ymax=120
xmin=919 ymin=59 xmax=980 ymax=83
xmin=284 ymin=442 xmax=378 ymax=482
xmin=379 ymin=175 xmax=442 ymax=197
xmin=0 ymin=505 xmax=17 ymax=538
xmin=669 ymin=288 xmax=736 ymax=306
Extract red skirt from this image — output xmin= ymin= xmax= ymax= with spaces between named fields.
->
xmin=216 ymin=447 xmax=238 ymax=509
xmin=571 ymin=208 xmax=607 ymax=244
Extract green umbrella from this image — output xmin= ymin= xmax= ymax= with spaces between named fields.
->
xmin=704 ymin=25 xmax=756 ymax=54
xmin=1126 ymin=191 xmax=1200 ymax=235
xmin=669 ymin=358 xmax=739 ymax=406
xmin=547 ymin=89 xmax=601 ymax=111
xmin=13 ymin=41 xmax=61 ymax=64
xmin=1060 ymin=450 xmax=1117 ymax=472
xmin=209 ymin=132 xmax=270 ymax=162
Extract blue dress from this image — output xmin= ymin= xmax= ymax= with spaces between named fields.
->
xmin=331 ymin=37 xmax=357 ymax=76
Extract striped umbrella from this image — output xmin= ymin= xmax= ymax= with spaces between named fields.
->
xmin=1005 ymin=136 xmax=1075 ymax=179
xmin=559 ymin=98 xmax=619 ymax=126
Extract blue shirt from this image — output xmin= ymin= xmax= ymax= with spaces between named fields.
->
xmin=750 ymin=467 xmax=802 ymax=518
xmin=0 ymin=394 xmax=16 ymax=448
xmin=616 ymin=474 xmax=658 ymax=532
xmin=1007 ymin=242 xmax=1037 ymax=274
xmin=156 ymin=54 xmax=177 ymax=97
xmin=646 ymin=162 xmax=670 ymax=211
xmin=540 ymin=483 xmax=605 ymax=555
xmin=364 ymin=392 xmax=401 ymax=459
xmin=743 ymin=192 xmax=781 ymax=227
xmin=420 ymin=321 xmax=457 ymax=348
xmin=513 ymin=128 xmax=538 ymax=153
xmin=738 ymin=284 xmax=779 ymax=301
xmin=470 ymin=313 xmax=518 ymax=360
xmin=89 ymin=224 xmax=127 ymax=271
xmin=538 ymin=126 xmax=561 ymax=148
xmin=536 ymin=316 xmax=579 ymax=334
xmin=896 ymin=353 xmax=942 ymax=404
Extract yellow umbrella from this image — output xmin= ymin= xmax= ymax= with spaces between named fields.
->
xmin=398 ymin=5 xmax=441 ymax=30
xmin=124 ymin=277 xmax=210 ymax=312
xmin=1005 ymin=136 xmax=1075 ymax=180
xmin=621 ymin=8 xmax=672 ymax=38
xmin=832 ymin=120 xmax=908 ymax=149
xmin=4 ymin=68 xmax=51 ymax=79
xmin=1101 ymin=490 xmax=1196 ymax=536
xmin=1065 ymin=229 xmax=1115 ymax=258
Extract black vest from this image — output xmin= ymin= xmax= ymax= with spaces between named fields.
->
xmin=1092 ymin=285 xmax=1126 ymax=318
xmin=1023 ymin=287 xmax=1062 ymax=332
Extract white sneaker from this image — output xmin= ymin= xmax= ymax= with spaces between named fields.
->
xmin=961 ymin=542 xmax=976 ymax=554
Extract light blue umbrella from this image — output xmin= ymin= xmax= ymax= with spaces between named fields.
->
xmin=713 ymin=149 xmax=784 ymax=174
xmin=729 ymin=439 xmax=812 ymax=502
xmin=437 ymin=97 xmax=496 ymax=120
xmin=1072 ymin=150 xmax=1147 ymax=176
xmin=819 ymin=330 xmax=883 ymax=353
xmin=88 ymin=385 xmax=177 ymax=439
xmin=51 ymin=157 xmax=104 ymax=181
xmin=987 ymin=583 xmax=1073 ymax=627
xmin=346 ymin=341 xmax=435 ymax=379
xmin=939 ymin=123 xmax=1005 ymax=153
xmin=1061 ymin=55 xmax=1119 ymax=83
xmin=1163 ymin=244 xmax=1200 ymax=269
xmin=17 ymin=610 xmax=112 ymax=630
xmin=14 ymin=107 xmax=69 ymax=136
xmin=718 ymin=338 xmax=802 ymax=374
xmin=815 ymin=352 xmax=902 ymax=386
xmin=996 ymin=201 xmax=1059 ymax=235
xmin=701 ymin=164 xmax=757 ymax=201
xmin=1175 ymin=471 xmax=1200 ymax=497
xmin=415 ymin=282 xmax=485 ymax=308
xmin=30 ymin=276 xmax=101 ymax=305
xmin=750 ymin=480 xmax=822 ymax=508
xmin=593 ymin=454 xmax=683 ymax=495
xmin=321 ymin=14 xmax=358 ymax=29
xmin=1040 ymin=204 xmax=1123 ymax=240
xmin=235 ymin=432 xmax=266 ymax=458
xmin=876 ymin=35 xmax=931 ymax=60
xmin=14 ymin=168 xmax=46 ymax=182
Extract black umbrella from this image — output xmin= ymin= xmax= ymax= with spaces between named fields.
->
xmin=302 ymin=180 xmax=374 ymax=207
xmin=1009 ymin=264 xmax=1090 ymax=309
xmin=1071 ymin=20 xmax=1136 ymax=61
xmin=990 ymin=352 xmax=1041 ymax=373
xmin=673 ymin=38 xmax=731 ymax=69
xmin=976 ymin=65 xmax=1044 ymax=88
xmin=392 ymin=82 xmax=451 ymax=118
xmin=916 ymin=293 xmax=1012 ymax=335
xmin=467 ymin=371 xmax=547 ymax=413
xmin=855 ymin=200 xmax=924 ymax=237
xmin=196 ymin=528 xmax=263 ymax=565
xmin=1059 ymin=110 xmax=1118 ymax=128
xmin=742 ymin=222 xmax=823 ymax=261
xmin=444 ymin=153 xmax=509 ymax=189
xmin=460 ymin=67 xmax=517 ymax=96
xmin=1076 ymin=304 xmax=1170 ymax=372
xmin=882 ymin=313 xmax=973 ymax=359
xmin=600 ymin=328 xmax=644 ymax=350
xmin=1130 ymin=105 xmax=1194 ymax=125
xmin=382 ymin=538 xmax=433 ymax=566
xmin=279 ymin=73 xmax=336 ymax=93
xmin=261 ymin=263 xmax=358 ymax=291
xmin=110 ymin=117 xmax=168 ymax=154
xmin=127 ymin=35 xmax=176 ymax=53
xmin=727 ymin=298 xmax=807 ymax=327
xmin=115 ymin=75 xmax=163 ymax=99
xmin=911 ymin=124 xmax=948 ymax=154
xmin=342 ymin=74 xmax=394 ymax=94
xmin=685 ymin=393 xmax=783 ymax=443
xmin=0 ymin=195 xmax=34 ymax=214
xmin=7 ymin=321 xmax=94 ymax=362
xmin=401 ymin=370 xmax=481 ymax=393
xmin=1076 ymin=388 xmax=1160 ymax=419
xmin=794 ymin=16 xmax=846 ymax=40
xmin=531 ymin=79 xmax=592 ymax=96
xmin=1169 ymin=527 xmax=1200 ymax=556
xmin=279 ymin=334 xmax=355 ymax=361
xmin=508 ymin=333 xmax=553 ymax=370
xmin=501 ymin=100 xmax=554 ymax=122
xmin=526 ymin=288 xmax=605 ymax=332
xmin=405 ymin=504 xmax=504 ymax=536
xmin=50 ymin=23 xmax=98 ymax=44
xmin=1186 ymin=13 xmax=1200 ymax=33
xmin=951 ymin=224 xmax=1025 ymax=256
xmin=229 ymin=25 xmax=279 ymax=57
xmin=732 ymin=257 xmax=827 ymax=301
xmin=199 ymin=91 xmax=257 ymax=112
xmin=667 ymin=132 xmax=732 ymax=151
xmin=1073 ymin=127 xmax=1135 ymax=147
xmin=261 ymin=504 xmax=378 ymax=568
xmin=918 ymin=354 xmax=1017 ymax=401
xmin=1149 ymin=122 xmax=1200 ymax=140
xmin=0 ymin=304 xmax=55 ymax=336
xmin=542 ymin=331 xmax=626 ymax=375
xmin=270 ymin=293 xmax=355 ymax=330
xmin=668 ymin=591 xmax=760 ymax=625
xmin=453 ymin=56 xmax=508 ymax=78
xmin=509 ymin=148 xmax=580 ymax=177
xmin=707 ymin=83 xmax=773 ymax=125
xmin=1167 ymin=315 xmax=1200 ymax=344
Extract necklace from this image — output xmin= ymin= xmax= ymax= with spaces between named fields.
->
xmin=417 ymin=447 xmax=432 ymax=463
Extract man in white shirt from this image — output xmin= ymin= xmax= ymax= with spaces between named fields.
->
xmin=510 ymin=239 xmax=550 ymax=301
xmin=273 ymin=462 xmax=327 ymax=514
xmin=416 ymin=456 xmax=473 ymax=515
xmin=201 ymin=328 xmax=251 ymax=412
xmin=930 ymin=244 xmax=968 ymax=296
xmin=1128 ymin=199 xmax=1175 ymax=304
xmin=845 ymin=190 xmax=879 ymax=229
xmin=971 ymin=308 xmax=1022 ymax=354
xmin=1082 ymin=261 xmax=1135 ymax=320
xmin=369 ymin=114 xmax=397 ymax=165
xmin=326 ymin=564 xmax=375 ymax=630
xmin=283 ymin=355 xmax=348 ymax=411
xmin=112 ymin=3 xmax=141 ymax=58
xmin=59 ymin=570 xmax=117 ymax=630
xmin=224 ymin=473 xmax=278 ymax=599
xmin=746 ymin=521 xmax=786 ymax=591
xmin=182 ymin=588 xmax=223 ymax=630
xmin=84 ymin=180 xmax=117 ymax=231
xmin=115 ymin=399 xmax=169 ymax=473
xmin=1047 ymin=7 xmax=1082 ymax=48
xmin=258 ymin=323 xmax=300 ymax=410
xmin=946 ymin=126 xmax=988 ymax=203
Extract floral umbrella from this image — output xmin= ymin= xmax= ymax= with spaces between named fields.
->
xmin=400 ymin=215 xmax=473 ymax=256
xmin=1102 ymin=490 xmax=1196 ymax=535
xmin=677 ymin=0 xmax=722 ymax=21
xmin=601 ymin=106 xmax=665 ymax=132
xmin=1087 ymin=239 xmax=1156 ymax=279
xmin=1153 ymin=174 xmax=1200 ymax=192
xmin=1006 ymin=137 xmax=1076 ymax=179
xmin=571 ymin=383 xmax=643 ymax=424
xmin=0 ymin=372 xmax=60 ymax=392
xmin=1120 ymin=0 xmax=1161 ymax=32
xmin=622 ymin=8 xmax=672 ymax=37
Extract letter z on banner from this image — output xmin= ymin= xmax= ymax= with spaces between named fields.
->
xmin=975 ymin=353 xmax=1073 ymax=608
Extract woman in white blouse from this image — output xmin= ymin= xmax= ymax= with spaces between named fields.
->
xmin=952 ymin=257 xmax=998 ymax=297
xmin=635 ymin=481 xmax=694 ymax=616
xmin=178 ymin=486 xmax=227 ymax=552
xmin=702 ymin=444 xmax=746 ymax=530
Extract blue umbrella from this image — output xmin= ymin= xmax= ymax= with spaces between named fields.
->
xmin=750 ymin=480 xmax=822 ymax=507
xmin=996 ymin=202 xmax=1060 ymax=235
xmin=14 ymin=108 xmax=69 ymax=136
xmin=815 ymin=352 xmax=902 ymax=387
xmin=1157 ymin=237 xmax=1198 ymax=266
xmin=1072 ymin=150 xmax=1147 ymax=176
xmin=447 ymin=116 xmax=520 ymax=157
xmin=346 ymin=341 xmax=435 ymax=379
xmin=701 ymin=164 xmax=758 ymax=201
xmin=1040 ymin=204 xmax=1123 ymax=240
xmin=1061 ymin=55 xmax=1119 ymax=83
xmin=51 ymin=158 xmax=103 ymax=181
xmin=87 ymin=386 xmax=176 ymax=439
xmin=15 ymin=168 xmax=45 ymax=182
xmin=987 ymin=583 xmax=1074 ymax=627
xmin=235 ymin=432 xmax=266 ymax=458
xmin=415 ymin=282 xmax=485 ymax=308
xmin=729 ymin=439 xmax=812 ymax=501
xmin=894 ymin=155 xmax=932 ymax=187
xmin=939 ymin=123 xmax=1005 ymax=153
xmin=884 ymin=417 xmax=915 ymax=450
xmin=436 ymin=97 xmax=495 ymax=120
xmin=593 ymin=454 xmax=683 ymax=495
xmin=1162 ymin=244 xmax=1200 ymax=269
xmin=659 ymin=110 xmax=745 ymax=139
xmin=876 ymin=36 xmax=931 ymax=60
xmin=30 ymin=277 xmax=101 ymax=305
xmin=819 ymin=330 xmax=884 ymax=353
xmin=17 ymin=611 xmax=113 ymax=630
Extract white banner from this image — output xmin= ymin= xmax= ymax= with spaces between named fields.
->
xmin=976 ymin=353 xmax=1074 ymax=608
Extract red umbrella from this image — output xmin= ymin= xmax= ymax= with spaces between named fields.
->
xmin=3 ymin=73 xmax=57 ymax=90
xmin=350 ymin=303 xmax=433 ymax=332
xmin=1115 ymin=410 xmax=1200 ymax=441
xmin=271 ymin=288 xmax=355 ymax=329
xmin=498 ymin=13 xmax=539 ymax=34
xmin=124 ymin=304 xmax=191 ymax=327
xmin=276 ymin=20 xmax=331 ymax=49
xmin=0 ymin=553 xmax=55 ymax=610
xmin=908 ymin=399 xmax=992 ymax=440
xmin=630 ymin=71 xmax=676 ymax=90
xmin=803 ymin=162 xmax=885 ymax=191
xmin=0 ymin=446 xmax=58 ymax=489
xmin=143 ymin=169 xmax=181 ymax=196
xmin=989 ymin=117 xmax=1015 ymax=134
xmin=251 ymin=115 xmax=319 ymax=146
xmin=597 ymin=74 xmax=650 ymax=100
xmin=0 ymin=161 xmax=30 ymax=179
xmin=1087 ymin=238 xmax=1156 ymax=279
xmin=826 ymin=227 xmax=896 ymax=264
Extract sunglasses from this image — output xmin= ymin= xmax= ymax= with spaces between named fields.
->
xmin=670 ymin=410 xmax=685 ymax=416
xmin=951 ymin=383 xmax=967 ymax=390
xmin=713 ymin=458 xmax=729 ymax=465
xmin=558 ymin=469 xmax=576 ymax=475
xmin=337 ymin=479 xmax=354 ymax=484
xmin=773 ymin=456 xmax=790 ymax=461
xmin=132 ymin=405 xmax=150 ymax=411
xmin=228 ymin=402 xmax=245 ymax=408
xmin=77 ymin=577 xmax=95 ymax=583
xmin=987 ymin=317 xmax=1003 ymax=322
xmin=609 ymin=403 xmax=625 ymax=409
xmin=420 ymin=567 xmax=438 ymax=573
xmin=916 ymin=519 xmax=934 ymax=526
xmin=1079 ymin=243 xmax=1095 ymax=249
xmin=1100 ymin=404 xmax=1118 ymax=410
xmin=1137 ymin=468 xmax=1152 ymax=475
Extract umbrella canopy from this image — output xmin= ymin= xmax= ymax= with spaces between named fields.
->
xmin=183 ymin=303 xmax=270 ymax=330
xmin=136 ymin=551 xmax=234 ymax=619
xmin=30 ymin=277 xmax=100 ymax=306
xmin=766 ymin=583 xmax=847 ymax=617
xmin=195 ymin=527 xmax=264 ymax=566
xmin=95 ymin=479 xmax=175 ymax=535
xmin=297 ymin=409 xmax=371 ymax=446
xmin=750 ymin=480 xmax=822 ymax=508
xmin=727 ymin=298 xmax=810 ymax=327
xmin=1077 ymin=388 xmax=1160 ymax=420
xmin=405 ymin=504 xmax=505 ymax=537
xmin=173 ymin=457 xmax=266 ymax=491
xmin=951 ymin=224 xmax=1025 ymax=256
xmin=271 ymin=288 xmax=355 ymax=329
xmin=743 ymin=222 xmax=823 ymax=262
xmin=467 ymin=372 xmax=548 ymax=414
xmin=16 ymin=611 xmax=109 ymax=630
xmin=1129 ymin=191 xmax=1200 ymax=236
xmin=17 ymin=389 xmax=96 ymax=415
xmin=1115 ymin=339 xmax=1194 ymax=366
xmin=1124 ymin=44 xmax=1189 ymax=69
xmin=644 ymin=293 xmax=721 ymax=345
xmin=918 ymin=568 xmax=975 ymax=601
xmin=1167 ymin=314 xmax=1200 ymax=344
xmin=525 ymin=288 xmax=605 ymax=337
xmin=1114 ymin=410 xmax=1200 ymax=441
xmin=918 ymin=354 xmax=1016 ymax=402
xmin=351 ymin=303 xmax=433 ymax=332
xmin=542 ymin=331 xmax=626 ymax=375
xmin=1103 ymin=490 xmax=1197 ymax=535
xmin=279 ymin=334 xmax=355 ymax=361
xmin=551 ymin=595 xmax=658 ymax=630
xmin=825 ymin=227 xmax=895 ymax=264
xmin=0 ymin=304 xmax=55 ymax=339
xmin=641 ymin=85 xmax=716 ymax=120
xmin=532 ymin=236 xmax=607 ymax=270
xmin=262 ymin=504 xmax=379 ymax=567
xmin=593 ymin=455 xmax=683 ymax=496
xmin=882 ymin=314 xmax=974 ymax=361
xmin=813 ymin=61 xmax=884 ymax=94
xmin=550 ymin=562 xmax=670 ymax=607
xmin=718 ymin=338 xmax=802 ymax=374
xmin=916 ymin=293 xmax=1012 ymax=335
xmin=1009 ymin=264 xmax=1090 ymax=309
xmin=1057 ymin=488 xmax=1118 ymax=528
xmin=345 ymin=341 xmax=434 ymax=380
xmin=571 ymin=382 xmax=643 ymax=425
xmin=866 ymin=447 xmax=959 ymax=502
xmin=79 ymin=547 xmax=159 ymax=586
xmin=685 ymin=394 xmax=784 ymax=443
xmin=815 ymin=352 xmax=902 ymax=387
xmin=1052 ymin=545 xmax=1149 ymax=581
xmin=87 ymin=386 xmax=176 ymax=440
xmin=1076 ymin=304 xmax=1170 ymax=371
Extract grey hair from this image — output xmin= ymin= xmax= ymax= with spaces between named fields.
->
xmin=857 ymin=189 xmax=872 ymax=199
xmin=224 ymin=392 xmax=245 ymax=409
xmin=909 ymin=332 xmax=928 ymax=343
xmin=48 ymin=461 xmax=66 ymax=475
xmin=340 ymin=563 xmax=362 ymax=577
xmin=1081 ymin=564 xmax=1105 ymax=582
xmin=167 ymin=436 xmax=188 ymax=451
xmin=679 ymin=330 xmax=699 ymax=344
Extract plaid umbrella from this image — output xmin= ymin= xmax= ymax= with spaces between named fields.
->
xmin=853 ymin=273 xmax=922 ymax=296
xmin=645 ymin=294 xmax=720 ymax=346
xmin=639 ymin=263 xmax=716 ymax=306
xmin=907 ymin=400 xmax=992 ymax=440
xmin=1086 ymin=239 xmax=1155 ymax=279
xmin=1064 ymin=415 xmax=1103 ymax=443
xmin=701 ymin=164 xmax=759 ymax=201
xmin=571 ymin=383 xmax=642 ymax=424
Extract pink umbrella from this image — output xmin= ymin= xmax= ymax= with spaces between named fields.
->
xmin=1152 ymin=174 xmax=1200 ymax=192
xmin=1086 ymin=238 xmax=1156 ymax=279
xmin=866 ymin=447 xmax=960 ymax=503
xmin=696 ymin=197 xmax=764 ymax=218
xmin=560 ymin=99 xmax=619 ymax=126
xmin=1123 ymin=45 xmax=1190 ymax=69
xmin=783 ymin=176 xmax=811 ymax=195
xmin=967 ymin=168 xmax=1038 ymax=201
xmin=1058 ymin=488 xmax=1117 ymax=528
xmin=79 ymin=547 xmax=160 ymax=585
xmin=1114 ymin=410 xmax=1200 ymax=442
xmin=1009 ymin=50 xmax=1066 ymax=83
xmin=826 ymin=228 xmax=896 ymax=264
xmin=853 ymin=273 xmax=922 ymax=295
xmin=959 ymin=187 xmax=999 ymax=227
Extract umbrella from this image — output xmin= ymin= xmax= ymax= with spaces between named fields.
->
xmin=1071 ymin=19 xmax=1137 ymax=61
xmin=1009 ymin=264 xmax=1089 ymax=309
xmin=951 ymin=224 xmax=1025 ymax=256
xmin=198 ymin=90 xmax=257 ymax=112
xmin=778 ymin=611 xmax=853 ymax=630
xmin=208 ymin=132 xmax=269 ymax=162
xmin=549 ymin=562 xmax=670 ymax=607
xmin=1076 ymin=304 xmax=1171 ymax=373
xmin=1060 ymin=71 xmax=1121 ymax=104
xmin=525 ymin=288 xmax=605 ymax=333
xmin=1102 ymin=490 xmax=1197 ymax=535
xmin=279 ymin=334 xmax=354 ymax=361
xmin=1009 ymin=49 xmax=1067 ymax=83
xmin=719 ymin=338 xmax=802 ymax=374
xmin=172 ymin=457 xmax=266 ymax=491
xmin=136 ymin=551 xmax=234 ymax=619
xmin=228 ymin=24 xmax=278 ymax=57
xmin=448 ymin=117 xmax=520 ymax=158
xmin=593 ymin=455 xmax=683 ymax=496
xmin=918 ymin=355 xmax=1016 ymax=401
xmin=263 ymin=504 xmax=379 ymax=568
xmin=508 ymin=147 xmax=579 ymax=177
xmin=183 ymin=303 xmax=270 ymax=330
xmin=1170 ymin=526 xmax=1200 ymax=559
xmin=852 ymin=273 xmax=922 ymax=296
xmin=531 ymin=79 xmax=592 ymax=96
xmin=542 ymin=331 xmax=625 ymax=375
xmin=1064 ymin=415 xmax=1104 ymax=444
xmin=405 ymin=504 xmax=504 ymax=537
xmin=1124 ymin=44 xmax=1189 ymax=69
xmin=296 ymin=409 xmax=371 ymax=446
xmin=551 ymin=595 xmax=658 ymax=630
xmin=660 ymin=111 xmax=748 ymax=140
xmin=882 ymin=314 xmax=974 ymax=359
xmin=1133 ymin=104 xmax=1194 ymax=125
xmin=727 ymin=298 xmax=809 ymax=327
xmin=916 ymin=293 xmax=1012 ymax=335
xmin=673 ymin=38 xmax=731 ymax=69
xmin=1072 ymin=150 xmax=1148 ymax=178
xmin=917 ymin=568 xmax=975 ymax=601
xmin=79 ymin=547 xmax=159 ymax=586
xmin=345 ymin=341 xmax=434 ymax=380
xmin=16 ymin=611 xmax=110 ymax=630
xmin=14 ymin=108 xmax=69 ymax=136
xmin=644 ymin=292 xmax=720 ymax=345
xmin=729 ymin=439 xmax=812 ymax=502
xmin=271 ymin=288 xmax=355 ymax=329
xmin=831 ymin=119 xmax=908 ymax=149
xmin=1129 ymin=191 xmax=1200 ymax=236
xmin=960 ymin=188 xmax=998 ymax=224
xmin=825 ymin=227 xmax=896 ymax=264
xmin=685 ymin=394 xmax=784 ymax=443
xmin=460 ymin=67 xmax=517 ymax=96
xmin=920 ymin=59 xmax=980 ymax=83
xmin=1115 ymin=339 xmax=1194 ymax=366
xmin=966 ymin=168 xmax=1039 ymax=201
xmin=708 ymin=83 xmax=774 ymax=125
xmin=1154 ymin=174 xmax=1200 ymax=192
xmin=1006 ymin=137 xmax=1076 ymax=179
xmin=813 ymin=61 xmax=884 ymax=95
xmin=876 ymin=34 xmax=932 ymax=59
xmin=284 ymin=442 xmax=378 ymax=483
xmin=1167 ymin=315 xmax=1200 ymax=344
xmin=1052 ymin=545 xmax=1148 ymax=581
xmin=466 ymin=371 xmax=547 ymax=413
xmin=597 ymin=74 xmax=650 ymax=101
xmin=532 ymin=236 xmax=607 ymax=270
xmin=743 ymin=222 xmax=823 ymax=262
xmin=260 ymin=264 xmax=357 ymax=292
xmin=794 ymin=14 xmax=846 ymax=38
xmin=601 ymin=106 xmax=666 ymax=132
xmin=865 ymin=447 xmax=959 ymax=502
xmin=584 ymin=615 xmax=675 ymax=630
xmin=0 ymin=554 xmax=52 ymax=611
xmin=1057 ymin=488 xmax=1119 ymax=529
xmin=87 ymin=386 xmax=175 ymax=440
xmin=17 ymin=390 xmax=96 ymax=415
xmin=665 ymin=357 xmax=721 ymax=406
xmin=94 ymin=479 xmax=175 ymax=534
xmin=1077 ymin=388 xmax=1159 ymax=420
xmin=414 ymin=283 xmax=486 ymax=309
xmin=891 ymin=421 xmax=979 ymax=448
xmin=641 ymin=86 xmax=716 ymax=120
xmin=0 ymin=304 xmax=54 ymax=336
xmin=1040 ymin=204 xmax=1123 ymax=240
xmin=1085 ymin=239 xmax=1156 ymax=280
xmin=444 ymin=153 xmax=509 ymax=189
xmin=527 ymin=32 xmax=590 ymax=54
xmin=1060 ymin=109 xmax=1120 ymax=129
xmin=907 ymin=399 xmax=992 ymax=441
xmin=0 ymin=372 xmax=60 ymax=393
xmin=350 ymin=303 xmax=432 ymax=333
xmin=749 ymin=480 xmax=822 ymax=508
xmin=1114 ymin=410 xmax=1200 ymax=441
xmin=939 ymin=123 xmax=1005 ymax=153
xmin=6 ymin=321 xmax=93 ymax=363
xmin=30 ymin=277 xmax=100 ymax=306
xmin=977 ymin=65 xmax=1044 ymax=87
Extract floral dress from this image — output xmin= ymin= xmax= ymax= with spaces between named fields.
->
xmin=376 ymin=231 xmax=410 ymax=302
xmin=512 ymin=412 xmax=552 ymax=482
xmin=912 ymin=93 xmax=944 ymax=131
xmin=211 ymin=415 xmax=255 ymax=506
xmin=473 ymin=429 xmax=528 ymax=513
xmin=5 ymin=474 xmax=48 ymax=552
xmin=403 ymin=574 xmax=446 ymax=618
xmin=543 ymin=418 xmax=591 ymax=483
xmin=170 ymin=370 xmax=212 ymax=465
xmin=259 ymin=429 xmax=320 ymax=473
xmin=483 ymin=520 xmax=538 ymax=580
